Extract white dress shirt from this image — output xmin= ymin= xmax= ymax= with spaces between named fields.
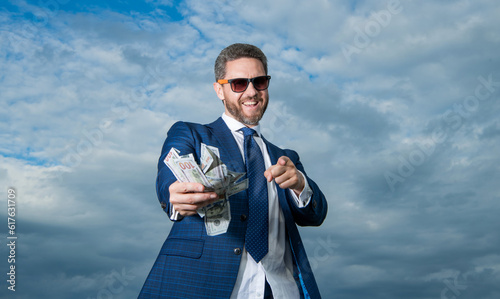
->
xmin=221 ymin=113 xmax=313 ymax=299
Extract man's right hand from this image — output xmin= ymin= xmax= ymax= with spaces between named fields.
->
xmin=169 ymin=181 xmax=219 ymax=216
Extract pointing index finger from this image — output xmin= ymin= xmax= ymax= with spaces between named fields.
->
xmin=279 ymin=156 xmax=293 ymax=165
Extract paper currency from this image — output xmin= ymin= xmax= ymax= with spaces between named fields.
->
xmin=201 ymin=143 xmax=219 ymax=173
xmin=173 ymin=157 xmax=212 ymax=187
xmin=227 ymin=178 xmax=249 ymax=197
xmin=205 ymin=201 xmax=231 ymax=236
xmin=227 ymin=169 xmax=245 ymax=180
xmin=163 ymin=143 xmax=249 ymax=235
xmin=205 ymin=165 xmax=227 ymax=194
xmin=163 ymin=147 xmax=188 ymax=182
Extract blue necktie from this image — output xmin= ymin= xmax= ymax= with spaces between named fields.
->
xmin=241 ymin=127 xmax=268 ymax=263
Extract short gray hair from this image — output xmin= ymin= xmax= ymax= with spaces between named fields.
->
xmin=214 ymin=43 xmax=268 ymax=81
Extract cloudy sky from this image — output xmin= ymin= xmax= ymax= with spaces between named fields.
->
xmin=1 ymin=0 xmax=499 ymax=298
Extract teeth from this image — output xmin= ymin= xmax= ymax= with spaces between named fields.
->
xmin=243 ymin=102 xmax=257 ymax=106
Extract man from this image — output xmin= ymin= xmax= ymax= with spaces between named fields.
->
xmin=139 ymin=43 xmax=327 ymax=299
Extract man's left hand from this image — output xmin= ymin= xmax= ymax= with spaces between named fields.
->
xmin=264 ymin=156 xmax=305 ymax=195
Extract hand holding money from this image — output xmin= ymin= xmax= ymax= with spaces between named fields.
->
xmin=163 ymin=144 xmax=248 ymax=235
xmin=168 ymin=181 xmax=219 ymax=216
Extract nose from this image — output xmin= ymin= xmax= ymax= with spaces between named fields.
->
xmin=244 ymin=81 xmax=258 ymax=97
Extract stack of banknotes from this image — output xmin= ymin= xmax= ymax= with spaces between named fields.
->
xmin=163 ymin=143 xmax=248 ymax=235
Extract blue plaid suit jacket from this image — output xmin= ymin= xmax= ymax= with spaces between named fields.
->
xmin=139 ymin=117 xmax=328 ymax=299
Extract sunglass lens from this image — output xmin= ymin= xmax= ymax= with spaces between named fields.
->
xmin=253 ymin=76 xmax=269 ymax=90
xmin=231 ymin=79 xmax=249 ymax=92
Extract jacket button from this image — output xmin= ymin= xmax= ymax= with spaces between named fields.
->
xmin=240 ymin=214 xmax=247 ymax=221
xmin=234 ymin=248 xmax=242 ymax=255
xmin=312 ymin=200 xmax=317 ymax=208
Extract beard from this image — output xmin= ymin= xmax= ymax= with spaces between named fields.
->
xmin=224 ymin=96 xmax=268 ymax=126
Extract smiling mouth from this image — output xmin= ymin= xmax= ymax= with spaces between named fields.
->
xmin=242 ymin=101 xmax=258 ymax=107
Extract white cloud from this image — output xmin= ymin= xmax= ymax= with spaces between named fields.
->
xmin=1 ymin=0 xmax=500 ymax=297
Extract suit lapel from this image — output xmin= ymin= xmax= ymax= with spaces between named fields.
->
xmin=206 ymin=117 xmax=246 ymax=173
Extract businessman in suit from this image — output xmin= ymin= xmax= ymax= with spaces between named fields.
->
xmin=139 ymin=43 xmax=328 ymax=299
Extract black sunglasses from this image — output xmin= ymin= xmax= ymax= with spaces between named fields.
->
xmin=217 ymin=75 xmax=271 ymax=93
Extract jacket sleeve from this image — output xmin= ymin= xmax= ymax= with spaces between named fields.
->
xmin=156 ymin=121 xmax=196 ymax=220
xmin=284 ymin=149 xmax=328 ymax=227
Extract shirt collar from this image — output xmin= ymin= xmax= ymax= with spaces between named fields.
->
xmin=222 ymin=113 xmax=262 ymax=137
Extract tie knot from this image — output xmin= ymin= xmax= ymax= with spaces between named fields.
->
xmin=240 ymin=127 xmax=256 ymax=138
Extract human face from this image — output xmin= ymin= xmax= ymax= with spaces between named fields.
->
xmin=214 ymin=58 xmax=269 ymax=127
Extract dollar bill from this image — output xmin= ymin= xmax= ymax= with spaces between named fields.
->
xmin=226 ymin=178 xmax=248 ymax=197
xmin=201 ymin=143 xmax=220 ymax=172
xmin=206 ymin=165 xmax=228 ymax=194
xmin=173 ymin=157 xmax=212 ymax=187
xmin=163 ymin=147 xmax=188 ymax=182
xmin=200 ymin=148 xmax=214 ymax=173
xmin=205 ymin=201 xmax=231 ymax=236
xmin=226 ymin=169 xmax=245 ymax=185
xmin=197 ymin=196 xmax=225 ymax=218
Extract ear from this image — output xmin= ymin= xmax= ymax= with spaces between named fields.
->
xmin=213 ymin=82 xmax=225 ymax=101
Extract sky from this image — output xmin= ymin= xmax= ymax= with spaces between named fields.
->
xmin=1 ymin=0 xmax=499 ymax=298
